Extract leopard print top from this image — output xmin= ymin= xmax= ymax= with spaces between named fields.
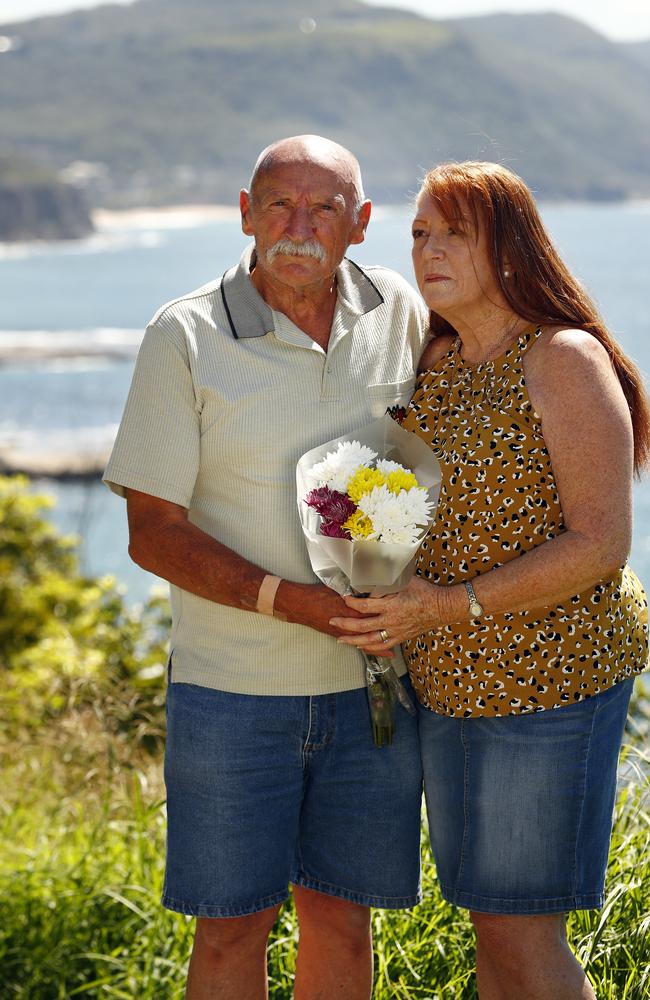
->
xmin=403 ymin=326 xmax=649 ymax=717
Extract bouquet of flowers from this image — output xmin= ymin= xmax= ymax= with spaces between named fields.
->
xmin=297 ymin=413 xmax=441 ymax=746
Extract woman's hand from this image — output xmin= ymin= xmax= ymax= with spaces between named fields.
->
xmin=329 ymin=577 xmax=444 ymax=655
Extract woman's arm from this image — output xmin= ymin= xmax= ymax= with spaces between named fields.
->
xmin=331 ymin=328 xmax=635 ymax=654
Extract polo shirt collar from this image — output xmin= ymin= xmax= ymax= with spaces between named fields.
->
xmin=220 ymin=243 xmax=384 ymax=339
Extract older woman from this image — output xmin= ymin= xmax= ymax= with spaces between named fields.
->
xmin=331 ymin=162 xmax=649 ymax=999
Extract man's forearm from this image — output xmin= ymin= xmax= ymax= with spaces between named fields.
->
xmin=129 ymin=513 xmax=268 ymax=612
xmin=126 ymin=494 xmax=367 ymax=638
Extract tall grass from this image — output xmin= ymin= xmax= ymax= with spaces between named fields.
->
xmin=1 ymin=714 xmax=648 ymax=998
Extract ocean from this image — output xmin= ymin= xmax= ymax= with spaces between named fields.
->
xmin=1 ymin=202 xmax=649 ymax=605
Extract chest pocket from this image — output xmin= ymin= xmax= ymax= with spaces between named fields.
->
xmin=365 ymin=378 xmax=415 ymax=418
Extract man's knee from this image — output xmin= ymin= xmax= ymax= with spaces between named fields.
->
xmin=194 ymin=904 xmax=282 ymax=956
xmin=293 ymin=886 xmax=371 ymax=947
xmin=470 ymin=910 xmax=566 ymax=955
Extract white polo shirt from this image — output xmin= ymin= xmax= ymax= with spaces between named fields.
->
xmin=104 ymin=244 xmax=429 ymax=694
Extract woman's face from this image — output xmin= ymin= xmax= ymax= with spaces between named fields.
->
xmin=411 ymin=191 xmax=502 ymax=319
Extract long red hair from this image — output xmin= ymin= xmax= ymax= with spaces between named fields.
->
xmin=420 ymin=161 xmax=650 ymax=475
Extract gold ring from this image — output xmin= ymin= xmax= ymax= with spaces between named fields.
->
xmin=379 ymin=629 xmax=390 ymax=644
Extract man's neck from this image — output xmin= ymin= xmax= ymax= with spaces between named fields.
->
xmin=250 ymin=267 xmax=338 ymax=350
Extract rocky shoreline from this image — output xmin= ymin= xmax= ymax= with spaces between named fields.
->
xmin=0 ymin=175 xmax=93 ymax=243
xmin=0 ymin=451 xmax=107 ymax=481
xmin=0 ymin=430 xmax=115 ymax=481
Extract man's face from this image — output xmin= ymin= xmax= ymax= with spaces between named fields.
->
xmin=240 ymin=160 xmax=370 ymax=293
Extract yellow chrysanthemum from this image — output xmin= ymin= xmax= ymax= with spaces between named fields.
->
xmin=386 ymin=469 xmax=419 ymax=494
xmin=343 ymin=509 xmax=375 ymax=539
xmin=347 ymin=467 xmax=387 ymax=503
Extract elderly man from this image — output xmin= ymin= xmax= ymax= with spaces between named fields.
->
xmin=104 ymin=135 xmax=429 ymax=1000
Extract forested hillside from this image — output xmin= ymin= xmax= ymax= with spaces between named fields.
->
xmin=0 ymin=0 xmax=649 ymax=209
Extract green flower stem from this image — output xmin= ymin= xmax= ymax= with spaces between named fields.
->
xmin=365 ymin=654 xmax=397 ymax=747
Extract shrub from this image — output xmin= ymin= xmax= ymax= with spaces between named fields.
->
xmin=0 ymin=475 xmax=169 ymax=749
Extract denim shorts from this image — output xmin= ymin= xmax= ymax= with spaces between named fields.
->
xmin=418 ymin=678 xmax=634 ymax=915
xmin=162 ymin=674 xmax=423 ymax=917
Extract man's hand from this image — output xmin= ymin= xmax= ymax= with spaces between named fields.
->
xmin=275 ymin=580 xmax=380 ymax=642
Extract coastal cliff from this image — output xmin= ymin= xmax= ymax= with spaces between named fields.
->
xmin=0 ymin=159 xmax=93 ymax=242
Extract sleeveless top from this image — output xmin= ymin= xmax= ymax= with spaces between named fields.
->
xmin=402 ymin=326 xmax=649 ymax=717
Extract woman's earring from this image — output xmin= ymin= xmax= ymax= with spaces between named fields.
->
xmin=503 ymin=269 xmax=510 ymax=278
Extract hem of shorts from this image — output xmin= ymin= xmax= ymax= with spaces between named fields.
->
xmin=291 ymin=874 xmax=421 ymax=910
xmin=161 ymin=889 xmax=289 ymax=918
xmin=439 ymin=883 xmax=604 ymax=915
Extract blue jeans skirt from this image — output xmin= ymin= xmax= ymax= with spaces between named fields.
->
xmin=162 ymin=675 xmax=423 ymax=918
xmin=418 ymin=678 xmax=634 ymax=915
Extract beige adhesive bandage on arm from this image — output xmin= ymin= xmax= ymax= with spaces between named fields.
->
xmin=256 ymin=574 xmax=282 ymax=617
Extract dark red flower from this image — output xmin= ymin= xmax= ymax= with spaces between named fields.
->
xmin=304 ymin=486 xmax=356 ymax=540
xmin=320 ymin=520 xmax=352 ymax=539
xmin=304 ymin=487 xmax=356 ymax=524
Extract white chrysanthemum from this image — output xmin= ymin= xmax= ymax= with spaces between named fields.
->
xmin=376 ymin=459 xmax=408 ymax=475
xmin=307 ymin=440 xmax=378 ymax=492
xmin=357 ymin=485 xmax=433 ymax=544
xmin=401 ymin=486 xmax=435 ymax=527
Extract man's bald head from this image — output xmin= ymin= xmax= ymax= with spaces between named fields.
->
xmin=249 ymin=135 xmax=365 ymax=217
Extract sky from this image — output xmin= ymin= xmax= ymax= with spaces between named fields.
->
xmin=0 ymin=0 xmax=649 ymax=41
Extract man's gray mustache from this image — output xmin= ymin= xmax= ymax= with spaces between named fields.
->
xmin=266 ymin=239 xmax=326 ymax=264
